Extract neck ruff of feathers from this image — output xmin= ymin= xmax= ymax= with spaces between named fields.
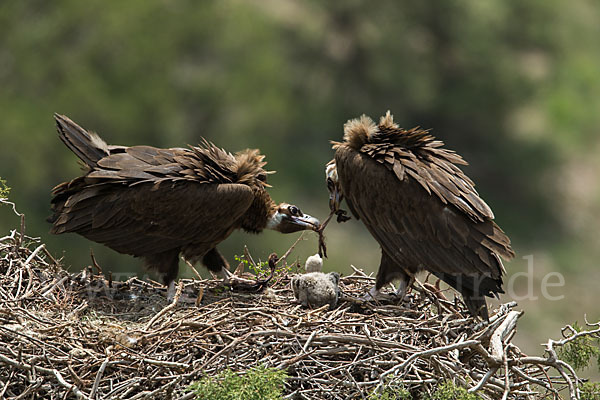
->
xmin=332 ymin=111 xmax=441 ymax=152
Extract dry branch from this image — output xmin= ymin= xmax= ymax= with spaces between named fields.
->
xmin=0 ymin=203 xmax=597 ymax=399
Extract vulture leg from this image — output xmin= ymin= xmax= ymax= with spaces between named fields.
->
xmin=166 ymin=281 xmax=176 ymax=302
xmin=430 ymin=272 xmax=492 ymax=320
xmin=202 ymin=247 xmax=230 ymax=272
xmin=362 ymin=286 xmax=381 ymax=301
xmin=202 ymin=247 xmax=256 ymax=287
xmin=394 ymin=278 xmax=408 ymax=300
xmin=362 ymin=250 xmax=411 ymax=302
xmin=434 ymin=272 xmax=492 ymax=321
xmin=463 ymin=294 xmax=489 ymax=320
xmin=143 ymin=249 xmax=180 ymax=301
xmin=202 ymin=247 xmax=232 ymax=281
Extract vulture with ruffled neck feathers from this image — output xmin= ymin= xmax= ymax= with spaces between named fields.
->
xmin=49 ymin=114 xmax=320 ymax=296
xmin=326 ymin=111 xmax=514 ymax=319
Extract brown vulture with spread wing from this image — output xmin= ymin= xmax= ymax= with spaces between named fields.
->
xmin=326 ymin=111 xmax=514 ymax=319
xmin=49 ymin=114 xmax=319 ymax=296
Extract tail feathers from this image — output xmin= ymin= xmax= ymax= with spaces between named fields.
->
xmin=431 ymin=271 xmax=499 ymax=320
xmin=54 ymin=113 xmax=109 ymax=168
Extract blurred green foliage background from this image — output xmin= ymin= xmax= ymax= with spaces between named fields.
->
xmin=1 ymin=0 xmax=599 ymax=361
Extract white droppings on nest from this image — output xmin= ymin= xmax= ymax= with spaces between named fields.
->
xmin=291 ymin=271 xmax=340 ymax=310
xmin=304 ymin=253 xmax=323 ymax=273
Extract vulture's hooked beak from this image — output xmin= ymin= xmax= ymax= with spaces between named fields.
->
xmin=328 ymin=187 xmax=342 ymax=213
xmin=326 ymin=171 xmax=350 ymax=224
xmin=325 ymin=162 xmax=342 ymax=213
xmin=268 ymin=203 xmax=320 ymax=233
xmin=327 ymin=176 xmax=343 ymax=213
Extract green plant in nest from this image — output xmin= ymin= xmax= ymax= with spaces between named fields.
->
xmin=557 ymin=322 xmax=600 ymax=371
xmin=581 ymin=382 xmax=600 ymax=400
xmin=424 ymin=380 xmax=481 ymax=400
xmin=188 ymin=365 xmax=287 ymax=400
xmin=0 ymin=177 xmax=10 ymax=199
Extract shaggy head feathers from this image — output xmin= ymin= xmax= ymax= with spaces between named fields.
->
xmin=379 ymin=110 xmax=399 ymax=130
xmin=335 ymin=110 xmax=433 ymax=151
xmin=195 ymin=141 xmax=273 ymax=187
xmin=342 ymin=114 xmax=378 ymax=149
xmin=234 ymin=148 xmax=273 ymax=187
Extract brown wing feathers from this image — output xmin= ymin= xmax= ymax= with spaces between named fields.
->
xmin=49 ymin=115 xmax=271 ymax=285
xmin=334 ymin=111 xmax=514 ymax=317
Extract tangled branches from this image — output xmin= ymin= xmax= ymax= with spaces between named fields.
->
xmin=0 ymin=201 xmax=598 ymax=399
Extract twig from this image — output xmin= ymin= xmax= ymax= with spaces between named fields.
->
xmin=0 ymin=353 xmax=88 ymax=399
xmin=276 ymin=231 xmax=307 ymax=266
xmin=90 ymin=355 xmax=111 ymax=399
xmin=501 ymin=349 xmax=510 ymax=400
xmin=144 ymin=281 xmax=184 ymax=330
xmin=490 ymin=311 xmax=523 ymax=363
xmin=182 ymin=258 xmax=203 ymax=281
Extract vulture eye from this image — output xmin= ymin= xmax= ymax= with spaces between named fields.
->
xmin=289 ymin=205 xmax=300 ymax=216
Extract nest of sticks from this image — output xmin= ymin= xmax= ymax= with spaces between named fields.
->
xmin=1 ymin=199 xmax=598 ymax=400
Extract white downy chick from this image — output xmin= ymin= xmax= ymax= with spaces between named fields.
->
xmin=291 ymin=272 xmax=340 ymax=310
xmin=304 ymin=253 xmax=323 ymax=273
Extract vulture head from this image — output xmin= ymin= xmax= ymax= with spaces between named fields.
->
xmin=325 ymin=161 xmax=342 ymax=213
xmin=267 ymin=203 xmax=320 ymax=233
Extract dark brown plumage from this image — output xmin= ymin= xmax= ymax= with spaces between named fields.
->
xmin=326 ymin=111 xmax=514 ymax=319
xmin=49 ymin=114 xmax=320 ymax=294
